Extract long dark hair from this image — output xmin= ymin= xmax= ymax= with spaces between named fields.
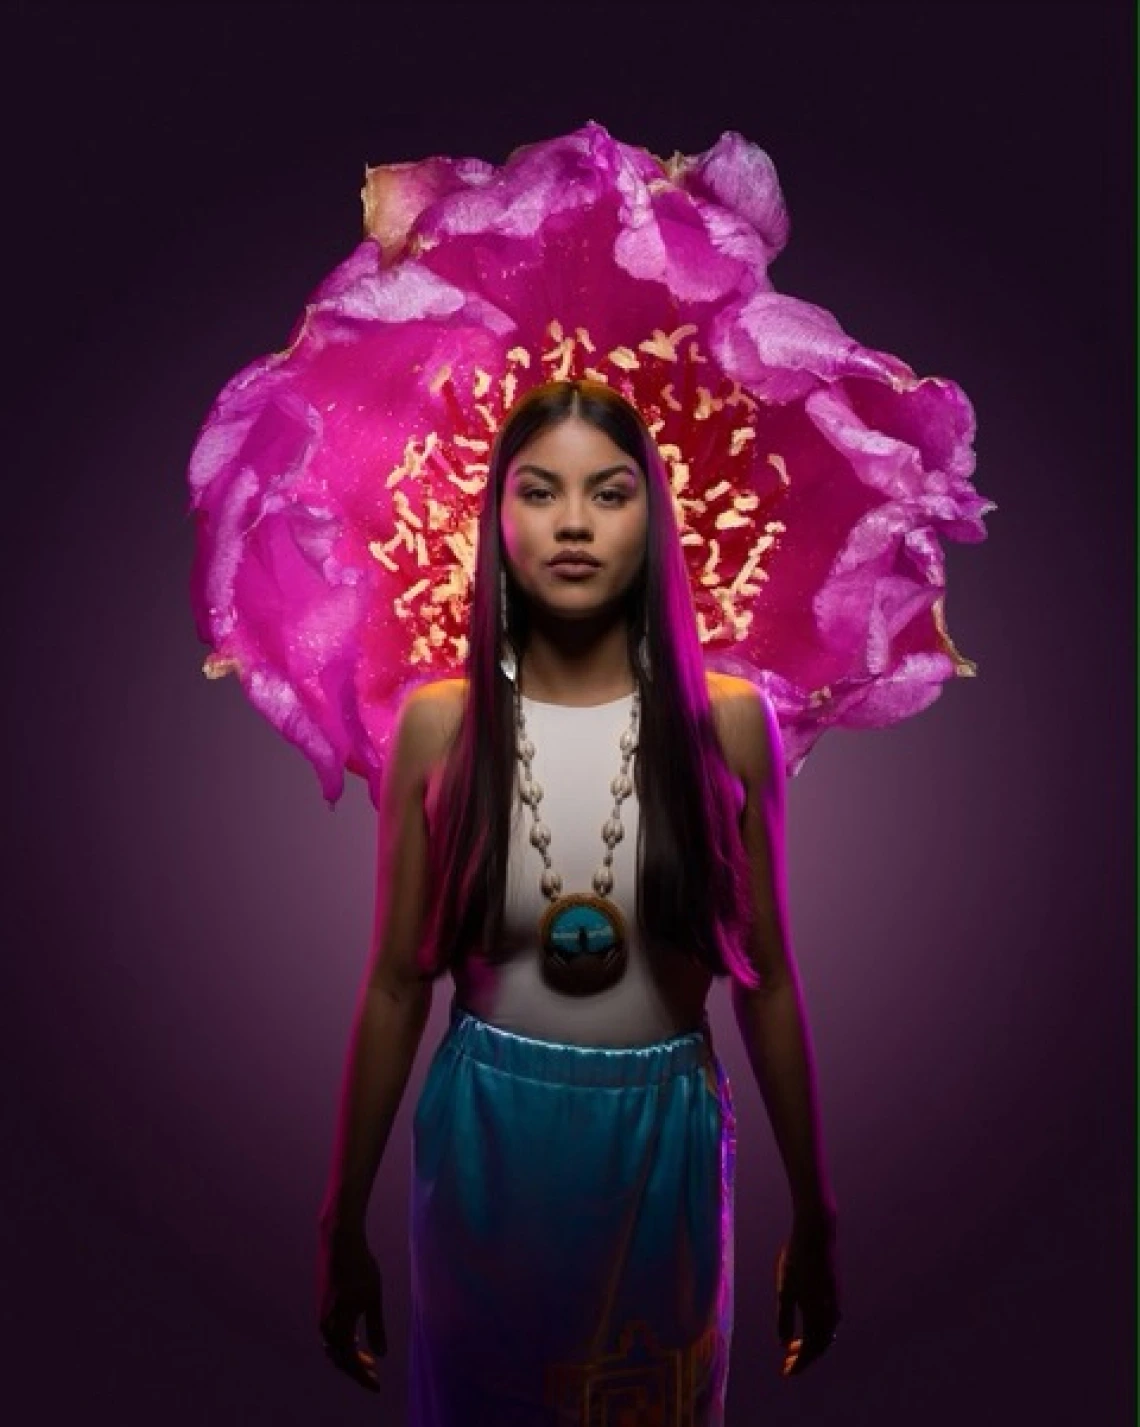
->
xmin=420 ymin=379 xmax=759 ymax=986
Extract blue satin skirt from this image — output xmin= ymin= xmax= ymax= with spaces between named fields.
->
xmin=409 ymin=1000 xmax=737 ymax=1426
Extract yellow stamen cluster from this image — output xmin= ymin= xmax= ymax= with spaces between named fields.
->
xmin=369 ymin=318 xmax=789 ymax=666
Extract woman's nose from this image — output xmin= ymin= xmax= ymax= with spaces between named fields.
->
xmin=555 ymin=497 xmax=592 ymax=534
xmin=555 ymin=518 xmax=591 ymax=538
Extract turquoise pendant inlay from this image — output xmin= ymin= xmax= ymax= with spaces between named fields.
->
xmin=549 ymin=902 xmax=615 ymax=957
xmin=540 ymin=893 xmax=628 ymax=995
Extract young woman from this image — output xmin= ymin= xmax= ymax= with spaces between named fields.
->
xmin=315 ymin=378 xmax=840 ymax=1425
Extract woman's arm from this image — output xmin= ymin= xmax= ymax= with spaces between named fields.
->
xmin=729 ymin=686 xmax=836 ymax=1221
xmin=318 ymin=691 xmax=438 ymax=1235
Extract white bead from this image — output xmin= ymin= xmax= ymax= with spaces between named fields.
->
xmin=517 ymin=702 xmax=641 ymax=910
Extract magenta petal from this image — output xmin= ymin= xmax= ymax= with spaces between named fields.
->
xmin=614 ymin=186 xmax=759 ymax=304
xmin=305 ymin=244 xmax=516 ymax=337
xmin=834 ymin=652 xmax=958 ymax=725
xmin=413 ymin=122 xmax=649 ymax=245
xmin=711 ymin=290 xmax=915 ymax=402
xmin=669 ymin=129 xmax=790 ymax=268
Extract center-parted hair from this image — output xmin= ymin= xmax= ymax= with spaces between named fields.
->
xmin=419 ymin=379 xmax=758 ymax=986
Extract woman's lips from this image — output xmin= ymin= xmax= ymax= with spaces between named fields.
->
xmin=549 ymin=560 xmax=601 ymax=579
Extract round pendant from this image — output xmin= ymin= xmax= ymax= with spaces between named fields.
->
xmin=539 ymin=893 xmax=628 ymax=995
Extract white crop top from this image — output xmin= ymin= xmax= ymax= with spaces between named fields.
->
xmin=451 ymin=691 xmax=714 ymax=1047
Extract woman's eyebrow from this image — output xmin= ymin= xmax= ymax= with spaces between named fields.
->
xmin=512 ymin=463 xmax=638 ymax=485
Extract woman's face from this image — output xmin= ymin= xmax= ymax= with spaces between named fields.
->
xmin=500 ymin=415 xmax=649 ymax=621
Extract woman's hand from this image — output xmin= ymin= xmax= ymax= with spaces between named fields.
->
xmin=316 ymin=1222 xmax=386 ymax=1393
xmin=775 ymin=1206 xmax=842 ymax=1377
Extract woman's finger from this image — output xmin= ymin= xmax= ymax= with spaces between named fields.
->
xmin=781 ymin=1326 xmax=836 ymax=1377
xmin=776 ymin=1284 xmax=798 ymax=1343
xmin=320 ymin=1307 xmax=382 ymax=1392
xmin=323 ymin=1341 xmax=381 ymax=1391
xmin=321 ymin=1328 xmax=381 ymax=1391
xmin=774 ymin=1245 xmax=798 ymax=1343
xmin=364 ymin=1302 xmax=388 ymax=1359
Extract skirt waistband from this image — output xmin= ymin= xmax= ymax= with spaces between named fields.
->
xmin=443 ymin=998 xmax=714 ymax=1088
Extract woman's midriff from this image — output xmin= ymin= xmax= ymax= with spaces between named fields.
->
xmin=448 ymin=939 xmax=714 ymax=1048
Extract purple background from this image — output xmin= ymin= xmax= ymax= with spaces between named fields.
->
xmin=6 ymin=2 xmax=1133 ymax=1423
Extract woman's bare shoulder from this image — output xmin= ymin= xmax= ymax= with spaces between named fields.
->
xmin=404 ymin=677 xmax=468 ymax=764
xmin=407 ymin=679 xmax=468 ymax=833
xmin=705 ymin=670 xmax=758 ymax=704
xmin=704 ymin=671 xmax=766 ymax=782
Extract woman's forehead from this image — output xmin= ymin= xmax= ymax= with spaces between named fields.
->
xmin=508 ymin=418 xmax=639 ymax=473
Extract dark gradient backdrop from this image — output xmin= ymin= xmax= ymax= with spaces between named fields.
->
xmin=6 ymin=3 xmax=1134 ymax=1424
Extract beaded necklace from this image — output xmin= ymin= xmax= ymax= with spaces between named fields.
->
xmin=513 ymin=682 xmax=640 ymax=995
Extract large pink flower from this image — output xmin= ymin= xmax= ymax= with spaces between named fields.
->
xmin=187 ymin=121 xmax=994 ymax=806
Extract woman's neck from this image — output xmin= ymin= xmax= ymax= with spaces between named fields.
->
xmin=517 ymin=619 xmax=635 ymax=706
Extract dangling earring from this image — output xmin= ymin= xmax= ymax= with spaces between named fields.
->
xmin=637 ymin=620 xmax=652 ymax=680
xmin=499 ymin=568 xmax=518 ymax=683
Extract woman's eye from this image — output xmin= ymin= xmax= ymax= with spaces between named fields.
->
xmin=519 ymin=487 xmax=628 ymax=504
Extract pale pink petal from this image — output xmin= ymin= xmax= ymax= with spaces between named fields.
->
xmin=668 ymin=128 xmax=790 ymax=270
xmin=362 ymin=155 xmax=494 ymax=263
